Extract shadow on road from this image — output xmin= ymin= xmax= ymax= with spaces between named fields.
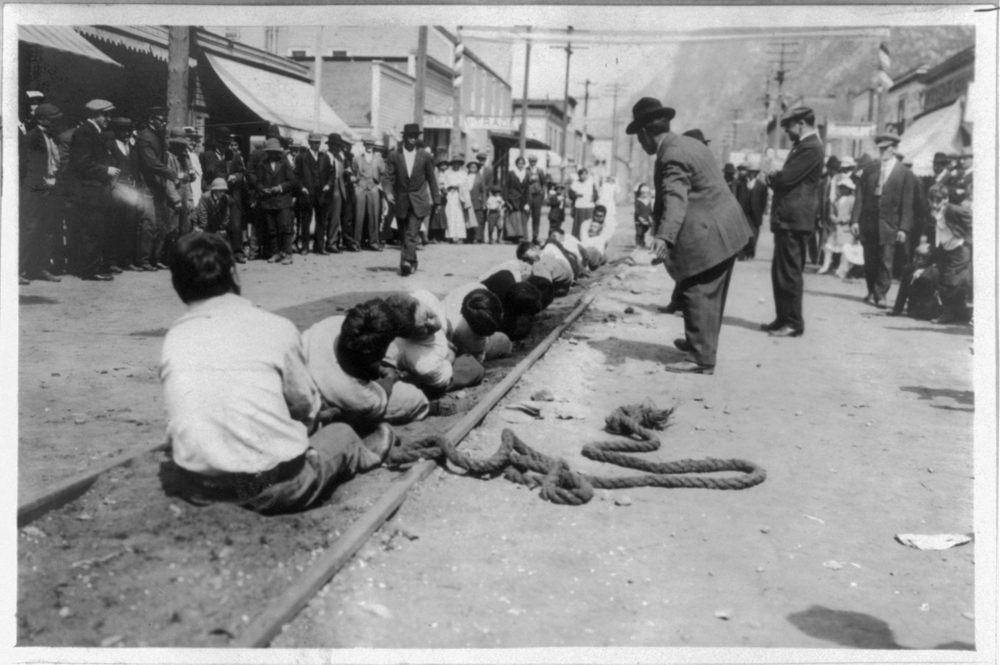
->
xmin=803 ymin=289 xmax=866 ymax=304
xmin=885 ymin=325 xmax=973 ymax=337
xmin=787 ymin=605 xmax=974 ymax=650
xmin=722 ymin=315 xmax=764 ymax=332
xmin=900 ymin=386 xmax=974 ymax=405
xmin=586 ymin=336 xmax=686 ymax=368
xmin=19 ymin=295 xmax=59 ymax=306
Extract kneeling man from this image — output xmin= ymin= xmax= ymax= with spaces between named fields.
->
xmin=160 ymin=233 xmax=394 ymax=514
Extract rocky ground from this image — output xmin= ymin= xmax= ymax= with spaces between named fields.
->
xmin=16 ymin=209 xmax=982 ymax=655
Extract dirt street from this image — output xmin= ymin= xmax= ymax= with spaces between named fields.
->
xmin=17 ymin=208 xmax=980 ymax=651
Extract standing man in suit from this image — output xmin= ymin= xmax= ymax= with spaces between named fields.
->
xmin=352 ymin=138 xmax=385 ymax=251
xmin=761 ymin=106 xmax=825 ymax=337
xmin=136 ymin=107 xmax=184 ymax=269
xmin=382 ymin=123 xmax=441 ymax=276
xmin=324 ymin=133 xmax=350 ymax=253
xmin=69 ymin=99 xmax=119 ymax=281
xmin=626 ymin=97 xmax=751 ymax=375
xmin=105 ymin=116 xmax=155 ymax=272
xmin=295 ymin=133 xmax=332 ymax=255
xmin=254 ymin=137 xmax=299 ymax=265
xmin=19 ymin=102 xmax=65 ymax=284
xmin=525 ymin=155 xmax=547 ymax=243
xmin=850 ymin=133 xmax=918 ymax=308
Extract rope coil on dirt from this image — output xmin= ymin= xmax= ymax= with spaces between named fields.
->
xmin=386 ymin=402 xmax=766 ymax=505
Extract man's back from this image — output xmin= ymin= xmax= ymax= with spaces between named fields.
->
xmin=161 ymin=293 xmax=317 ymax=475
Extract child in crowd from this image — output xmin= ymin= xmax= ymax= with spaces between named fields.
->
xmin=547 ymin=184 xmax=565 ymax=233
xmin=834 ymin=180 xmax=861 ymax=280
xmin=485 ymin=186 xmax=504 ymax=244
xmin=634 ymin=183 xmax=653 ymax=248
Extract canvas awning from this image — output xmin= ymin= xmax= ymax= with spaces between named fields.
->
xmin=19 ymin=25 xmax=122 ymax=67
xmin=204 ymin=52 xmax=353 ymax=139
xmin=898 ymin=98 xmax=966 ymax=177
xmin=489 ymin=133 xmax=551 ymax=151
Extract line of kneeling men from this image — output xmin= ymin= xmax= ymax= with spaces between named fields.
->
xmin=158 ymin=221 xmax=621 ymax=515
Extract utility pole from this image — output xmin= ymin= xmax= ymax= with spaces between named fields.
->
xmin=451 ymin=31 xmax=464 ymax=157
xmin=558 ymin=27 xmax=573 ymax=185
xmin=414 ymin=26 xmax=428 ymax=126
xmin=767 ymin=40 xmax=798 ymax=151
xmin=581 ymin=78 xmax=593 ymax=168
xmin=167 ymin=26 xmax=190 ymax=129
xmin=605 ymin=82 xmax=626 ymax=178
xmin=518 ymin=26 xmax=531 ymax=159
xmin=874 ymin=41 xmax=892 ymax=135
xmin=313 ymin=26 xmax=324 ymax=133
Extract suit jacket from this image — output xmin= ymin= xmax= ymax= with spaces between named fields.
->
xmin=652 ymin=132 xmax=751 ymax=280
xmin=254 ymin=156 xmax=298 ymax=210
xmin=22 ymin=127 xmax=62 ymax=191
xmin=747 ymin=179 xmax=768 ymax=228
xmin=135 ymin=126 xmax=178 ymax=200
xmin=69 ymin=120 xmax=114 ymax=205
xmin=768 ymin=133 xmax=824 ymax=233
xmin=526 ymin=166 xmax=547 ymax=202
xmin=199 ymin=148 xmax=238 ymax=190
xmin=469 ymin=172 xmax=487 ymax=210
xmin=504 ymin=170 xmax=528 ymax=210
xmin=328 ymin=153 xmax=349 ymax=203
xmin=479 ymin=163 xmax=495 ymax=191
xmin=382 ymin=147 xmax=440 ymax=219
xmin=295 ymin=149 xmax=332 ymax=203
xmin=850 ymin=159 xmax=918 ymax=245
xmin=352 ymin=151 xmax=384 ymax=192
xmin=105 ymin=136 xmax=147 ymax=191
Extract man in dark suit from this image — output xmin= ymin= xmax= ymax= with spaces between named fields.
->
xmin=105 ymin=117 xmax=155 ymax=271
xmin=352 ymin=138 xmax=385 ymax=250
xmin=627 ymin=97 xmax=751 ymax=374
xmin=382 ymin=123 xmax=441 ymax=276
xmin=736 ymin=159 xmax=768 ymax=260
xmin=254 ymin=137 xmax=299 ymax=264
xmin=135 ymin=107 xmax=183 ymax=269
xmin=762 ymin=106 xmax=825 ymax=336
xmin=19 ymin=102 xmax=65 ymax=284
xmin=69 ymin=99 xmax=119 ymax=281
xmin=323 ymin=133 xmax=351 ymax=253
xmin=850 ymin=133 xmax=918 ymax=308
xmin=294 ymin=132 xmax=333 ymax=255
xmin=526 ymin=155 xmax=547 ymax=243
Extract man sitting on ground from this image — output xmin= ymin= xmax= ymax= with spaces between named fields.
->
xmin=302 ymin=299 xmax=430 ymax=428
xmin=160 ymin=233 xmax=394 ymax=515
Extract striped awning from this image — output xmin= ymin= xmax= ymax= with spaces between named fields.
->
xmin=18 ymin=25 xmax=122 ymax=67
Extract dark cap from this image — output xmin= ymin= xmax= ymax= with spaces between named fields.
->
xmin=402 ymin=123 xmax=422 ymax=137
xmin=933 ymin=151 xmax=950 ymax=164
xmin=35 ymin=103 xmax=63 ymax=121
xmin=780 ymin=106 xmax=814 ymax=127
xmin=109 ymin=116 xmax=134 ymax=129
xmin=873 ymin=133 xmax=901 ymax=147
xmin=723 ymin=163 xmax=736 ymax=175
xmin=682 ymin=129 xmax=710 ymax=145
xmin=625 ymin=97 xmax=676 ymax=135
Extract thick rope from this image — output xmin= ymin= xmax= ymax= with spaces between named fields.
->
xmin=386 ymin=402 xmax=766 ymax=505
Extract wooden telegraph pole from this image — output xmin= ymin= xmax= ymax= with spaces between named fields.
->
xmin=518 ymin=26 xmax=531 ymax=159
xmin=313 ymin=26 xmax=324 ymax=133
xmin=167 ymin=26 xmax=190 ymax=129
xmin=451 ymin=31 xmax=464 ymax=158
xmin=414 ymin=26 xmax=428 ymax=125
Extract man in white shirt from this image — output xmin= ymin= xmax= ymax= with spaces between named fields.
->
xmin=382 ymin=290 xmax=456 ymax=396
xmin=303 ymin=300 xmax=430 ymax=427
xmin=160 ymin=233 xmax=394 ymax=514
xmin=442 ymin=283 xmax=511 ymax=362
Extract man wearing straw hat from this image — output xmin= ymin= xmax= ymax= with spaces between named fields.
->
xmin=626 ymin=97 xmax=750 ymax=375
xmin=382 ymin=123 xmax=440 ymax=276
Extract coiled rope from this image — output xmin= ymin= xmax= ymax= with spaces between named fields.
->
xmin=386 ymin=402 xmax=766 ymax=505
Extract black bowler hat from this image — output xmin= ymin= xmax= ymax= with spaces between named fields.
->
xmin=723 ymin=163 xmax=736 ymax=175
xmin=682 ymin=129 xmax=710 ymax=145
xmin=826 ymin=155 xmax=841 ymax=171
xmin=402 ymin=123 xmax=422 ymax=137
xmin=933 ymin=152 xmax=950 ymax=164
xmin=780 ymin=106 xmax=814 ymax=127
xmin=625 ymin=98 xmax=676 ymax=135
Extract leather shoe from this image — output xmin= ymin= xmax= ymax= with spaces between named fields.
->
xmin=234 ymin=255 xmax=247 ymax=264
xmin=760 ymin=320 xmax=783 ymax=332
xmin=122 ymin=264 xmax=140 ymax=272
xmin=328 ymin=246 xmax=342 ymax=254
xmin=137 ymin=263 xmax=155 ymax=272
xmin=82 ymin=273 xmax=114 ymax=282
xmin=873 ymin=298 xmax=887 ymax=309
xmin=862 ymin=293 xmax=874 ymax=304
xmin=768 ymin=326 xmax=803 ymax=337
xmin=267 ymin=254 xmax=282 ymax=263
xmin=154 ymin=262 xmax=170 ymax=270
xmin=281 ymin=253 xmax=293 ymax=265
xmin=673 ymin=337 xmax=694 ymax=353
xmin=400 ymin=262 xmax=414 ymax=276
xmin=663 ymin=361 xmax=714 ymax=375
xmin=361 ymin=423 xmax=396 ymax=464
xmin=34 ymin=270 xmax=62 ymax=282
xmin=107 ymin=265 xmax=123 ymax=274
xmin=313 ymin=249 xmax=329 ymax=256
xmin=658 ymin=302 xmax=679 ymax=314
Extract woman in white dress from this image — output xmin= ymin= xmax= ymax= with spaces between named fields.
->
xmin=570 ymin=168 xmax=597 ymax=239
xmin=443 ymin=154 xmax=471 ymax=242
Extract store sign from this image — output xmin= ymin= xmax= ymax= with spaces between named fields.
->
xmin=826 ymin=121 xmax=875 ymax=139
xmin=423 ymin=114 xmax=453 ymax=130
xmin=464 ymin=116 xmax=517 ymax=132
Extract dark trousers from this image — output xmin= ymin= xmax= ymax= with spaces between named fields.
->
xmin=473 ymin=209 xmax=486 ymax=242
xmin=571 ymin=207 xmax=593 ymax=239
xmin=326 ymin=193 xmax=343 ymax=249
xmin=229 ymin=189 xmax=246 ymax=258
xmin=529 ymin=198 xmax=543 ymax=241
xmin=862 ymin=241 xmax=895 ymax=301
xmin=311 ymin=199 xmax=331 ymax=252
xmin=264 ymin=207 xmax=294 ymax=256
xmin=248 ymin=205 xmax=267 ymax=259
xmin=400 ymin=212 xmax=427 ymax=268
xmin=742 ymin=224 xmax=761 ymax=259
xmin=20 ymin=188 xmax=61 ymax=276
xmin=294 ymin=199 xmax=313 ymax=251
xmin=771 ymin=228 xmax=810 ymax=331
xmin=354 ymin=188 xmax=380 ymax=246
xmin=76 ymin=201 xmax=106 ymax=276
xmin=381 ymin=210 xmax=396 ymax=245
xmin=678 ymin=255 xmax=736 ymax=367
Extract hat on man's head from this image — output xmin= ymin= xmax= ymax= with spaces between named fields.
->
xmin=402 ymin=123 xmax=422 ymax=137
xmin=528 ymin=155 xmax=538 ymax=162
xmin=874 ymin=133 xmax=900 ymax=147
xmin=35 ymin=103 xmax=63 ymax=121
xmin=682 ymin=128 xmax=710 ymax=145
xmin=214 ymin=127 xmax=231 ymax=143
xmin=723 ymin=163 xmax=736 ymax=175
xmin=183 ymin=126 xmax=202 ymax=139
xmin=210 ymin=177 xmax=229 ymax=192
xmin=450 ymin=152 xmax=466 ymax=165
xmin=26 ymin=90 xmax=45 ymax=101
xmin=780 ymin=106 xmax=814 ymax=127
xmin=265 ymin=124 xmax=282 ymax=139
xmin=109 ymin=116 xmax=133 ymax=129
xmin=146 ymin=106 xmax=169 ymax=117
xmin=625 ymin=97 xmax=676 ymax=134
xmin=933 ymin=151 xmax=950 ymax=164
xmin=85 ymin=99 xmax=115 ymax=115
xmin=826 ymin=156 xmax=841 ymax=171
xmin=362 ymin=137 xmax=376 ymax=146
xmin=264 ymin=137 xmax=283 ymax=152
xmin=307 ymin=132 xmax=324 ymax=143
xmin=839 ymin=155 xmax=856 ymax=169
xmin=476 ymin=151 xmax=487 ymax=160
